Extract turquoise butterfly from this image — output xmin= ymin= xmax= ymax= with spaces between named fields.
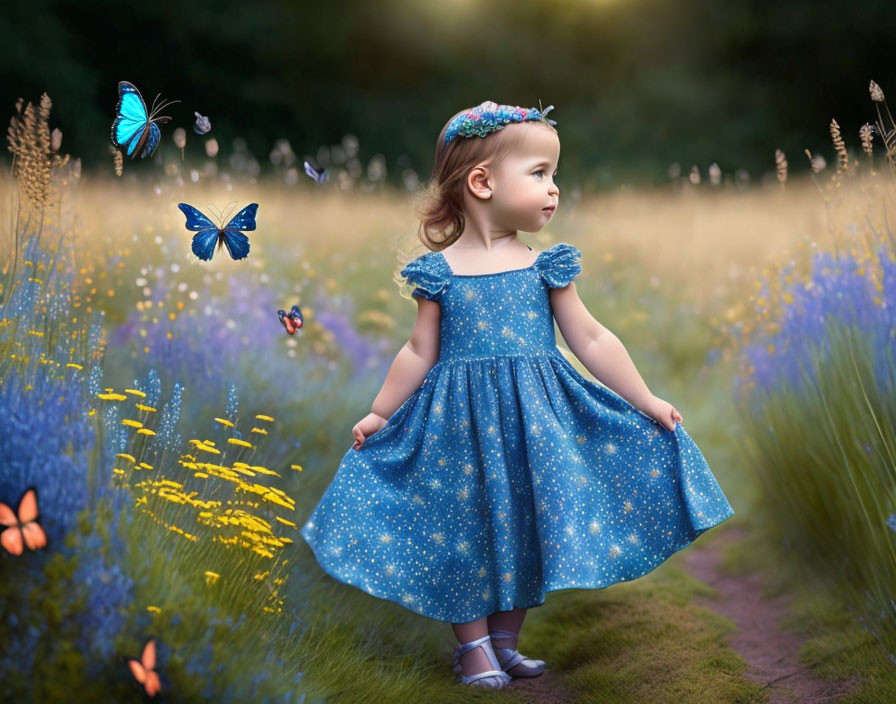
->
xmin=111 ymin=81 xmax=179 ymax=159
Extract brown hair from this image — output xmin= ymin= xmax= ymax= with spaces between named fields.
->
xmin=412 ymin=110 xmax=558 ymax=251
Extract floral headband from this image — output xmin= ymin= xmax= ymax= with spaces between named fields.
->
xmin=444 ymin=100 xmax=556 ymax=144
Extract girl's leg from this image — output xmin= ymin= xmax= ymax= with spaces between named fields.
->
xmin=451 ymin=617 xmax=495 ymax=677
xmin=486 ymin=606 xmax=527 ymax=649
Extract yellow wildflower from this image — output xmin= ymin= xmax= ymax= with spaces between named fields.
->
xmin=249 ymin=465 xmax=279 ymax=476
xmin=250 ymin=427 xmax=268 ymax=435
xmin=290 ymin=464 xmax=303 ymax=472
xmin=125 ymin=389 xmax=147 ymax=398
xmin=116 ymin=453 xmax=136 ymax=464
xmin=136 ymin=404 xmax=157 ymax=412
xmin=66 ymin=363 xmax=84 ymax=370
xmin=255 ymin=414 xmax=274 ymax=422
xmin=137 ymin=428 xmax=157 ymax=436
xmin=97 ymin=392 xmax=127 ymax=401
xmin=262 ymin=492 xmax=295 ymax=510
xmin=275 ymin=516 xmax=297 ymax=528
xmin=146 ymin=605 xmax=162 ymax=614
xmin=195 ymin=443 xmax=221 ymax=455
xmin=195 ymin=472 xmax=209 ymax=478
xmin=112 ymin=468 xmax=125 ymax=476
xmin=122 ymin=419 xmax=143 ymax=428
xmin=204 ymin=570 xmax=221 ymax=585
xmin=214 ymin=417 xmax=234 ymax=427
xmin=139 ymin=462 xmax=153 ymax=470
xmin=228 ymin=438 xmax=253 ymax=449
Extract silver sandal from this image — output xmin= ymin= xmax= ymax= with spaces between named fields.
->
xmin=453 ymin=634 xmax=513 ymax=689
xmin=488 ymin=628 xmax=547 ymax=677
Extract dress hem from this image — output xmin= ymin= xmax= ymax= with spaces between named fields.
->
xmin=300 ymin=508 xmax=735 ymax=624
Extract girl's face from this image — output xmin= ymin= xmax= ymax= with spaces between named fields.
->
xmin=489 ymin=124 xmax=560 ymax=233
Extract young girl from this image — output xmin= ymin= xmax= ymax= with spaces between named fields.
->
xmin=300 ymin=101 xmax=735 ymax=690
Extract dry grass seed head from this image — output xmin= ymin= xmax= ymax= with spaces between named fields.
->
xmin=6 ymin=92 xmax=72 ymax=210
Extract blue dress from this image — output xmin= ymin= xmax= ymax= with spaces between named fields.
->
xmin=300 ymin=242 xmax=734 ymax=623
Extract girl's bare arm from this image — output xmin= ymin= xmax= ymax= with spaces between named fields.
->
xmin=549 ymin=282 xmax=656 ymax=412
xmin=370 ymin=296 xmax=441 ymax=418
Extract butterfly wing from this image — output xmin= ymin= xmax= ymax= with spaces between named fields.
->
xmin=17 ymin=488 xmax=39 ymax=523
xmin=177 ymin=203 xmax=217 ymax=231
xmin=0 ymin=525 xmax=23 ymax=556
xmin=16 ymin=488 xmax=46 ymax=551
xmin=178 ymin=203 xmax=220 ymax=261
xmin=222 ymin=203 xmax=258 ymax=233
xmin=193 ymin=112 xmax=211 ymax=135
xmin=142 ymin=638 xmax=157 ymax=671
xmin=289 ymin=304 xmax=303 ymax=328
xmin=0 ymin=501 xmax=23 ymax=555
xmin=220 ymin=231 xmax=250 ymax=261
xmin=112 ymin=82 xmax=149 ymax=157
xmin=144 ymin=670 xmax=161 ymax=696
xmin=140 ymin=122 xmax=161 ymax=159
xmin=219 ymin=203 xmax=258 ymax=261
xmin=304 ymin=161 xmax=327 ymax=183
xmin=128 ymin=659 xmax=147 ymax=684
xmin=0 ymin=501 xmax=16 ymax=528
xmin=279 ymin=310 xmax=297 ymax=334
xmin=21 ymin=522 xmax=47 ymax=551
xmin=191 ymin=230 xmax=221 ymax=261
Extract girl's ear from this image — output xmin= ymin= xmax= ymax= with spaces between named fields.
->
xmin=467 ymin=165 xmax=493 ymax=200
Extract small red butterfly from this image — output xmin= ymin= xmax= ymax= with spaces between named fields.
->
xmin=127 ymin=637 xmax=161 ymax=697
xmin=277 ymin=304 xmax=304 ymax=334
xmin=0 ymin=487 xmax=47 ymax=555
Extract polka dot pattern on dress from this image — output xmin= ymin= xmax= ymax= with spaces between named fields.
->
xmin=300 ymin=242 xmax=734 ymax=623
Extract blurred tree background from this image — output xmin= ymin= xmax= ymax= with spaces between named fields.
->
xmin=1 ymin=0 xmax=894 ymax=187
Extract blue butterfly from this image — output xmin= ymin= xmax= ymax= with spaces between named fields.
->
xmin=111 ymin=81 xmax=180 ymax=159
xmin=176 ymin=202 xmax=259 ymax=261
xmin=303 ymin=160 xmax=328 ymax=183
xmin=193 ymin=111 xmax=211 ymax=135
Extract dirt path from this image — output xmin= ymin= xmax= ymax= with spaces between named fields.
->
xmin=683 ymin=524 xmax=863 ymax=703
xmin=505 ymin=667 xmax=578 ymax=703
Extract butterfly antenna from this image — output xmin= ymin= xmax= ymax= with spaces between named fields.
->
xmin=207 ymin=204 xmax=223 ymax=229
xmin=221 ymin=201 xmax=238 ymax=225
xmin=149 ymin=96 xmax=182 ymax=122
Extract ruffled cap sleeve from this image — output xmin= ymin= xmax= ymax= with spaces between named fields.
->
xmin=536 ymin=242 xmax=582 ymax=288
xmin=400 ymin=252 xmax=450 ymax=301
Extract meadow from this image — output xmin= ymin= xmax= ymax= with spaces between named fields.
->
xmin=1 ymin=88 xmax=895 ymax=702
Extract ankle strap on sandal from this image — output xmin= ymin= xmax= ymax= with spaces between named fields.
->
xmin=488 ymin=628 xmax=519 ymax=640
xmin=455 ymin=634 xmax=501 ymax=671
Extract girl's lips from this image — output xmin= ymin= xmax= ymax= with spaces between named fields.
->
xmin=542 ymin=207 xmax=555 ymax=215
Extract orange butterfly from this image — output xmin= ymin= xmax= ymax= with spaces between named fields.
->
xmin=127 ymin=637 xmax=161 ymax=697
xmin=0 ymin=487 xmax=47 ymax=555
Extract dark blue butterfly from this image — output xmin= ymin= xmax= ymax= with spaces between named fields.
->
xmin=303 ymin=160 xmax=328 ymax=183
xmin=111 ymin=81 xmax=179 ymax=160
xmin=177 ymin=203 xmax=259 ymax=261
